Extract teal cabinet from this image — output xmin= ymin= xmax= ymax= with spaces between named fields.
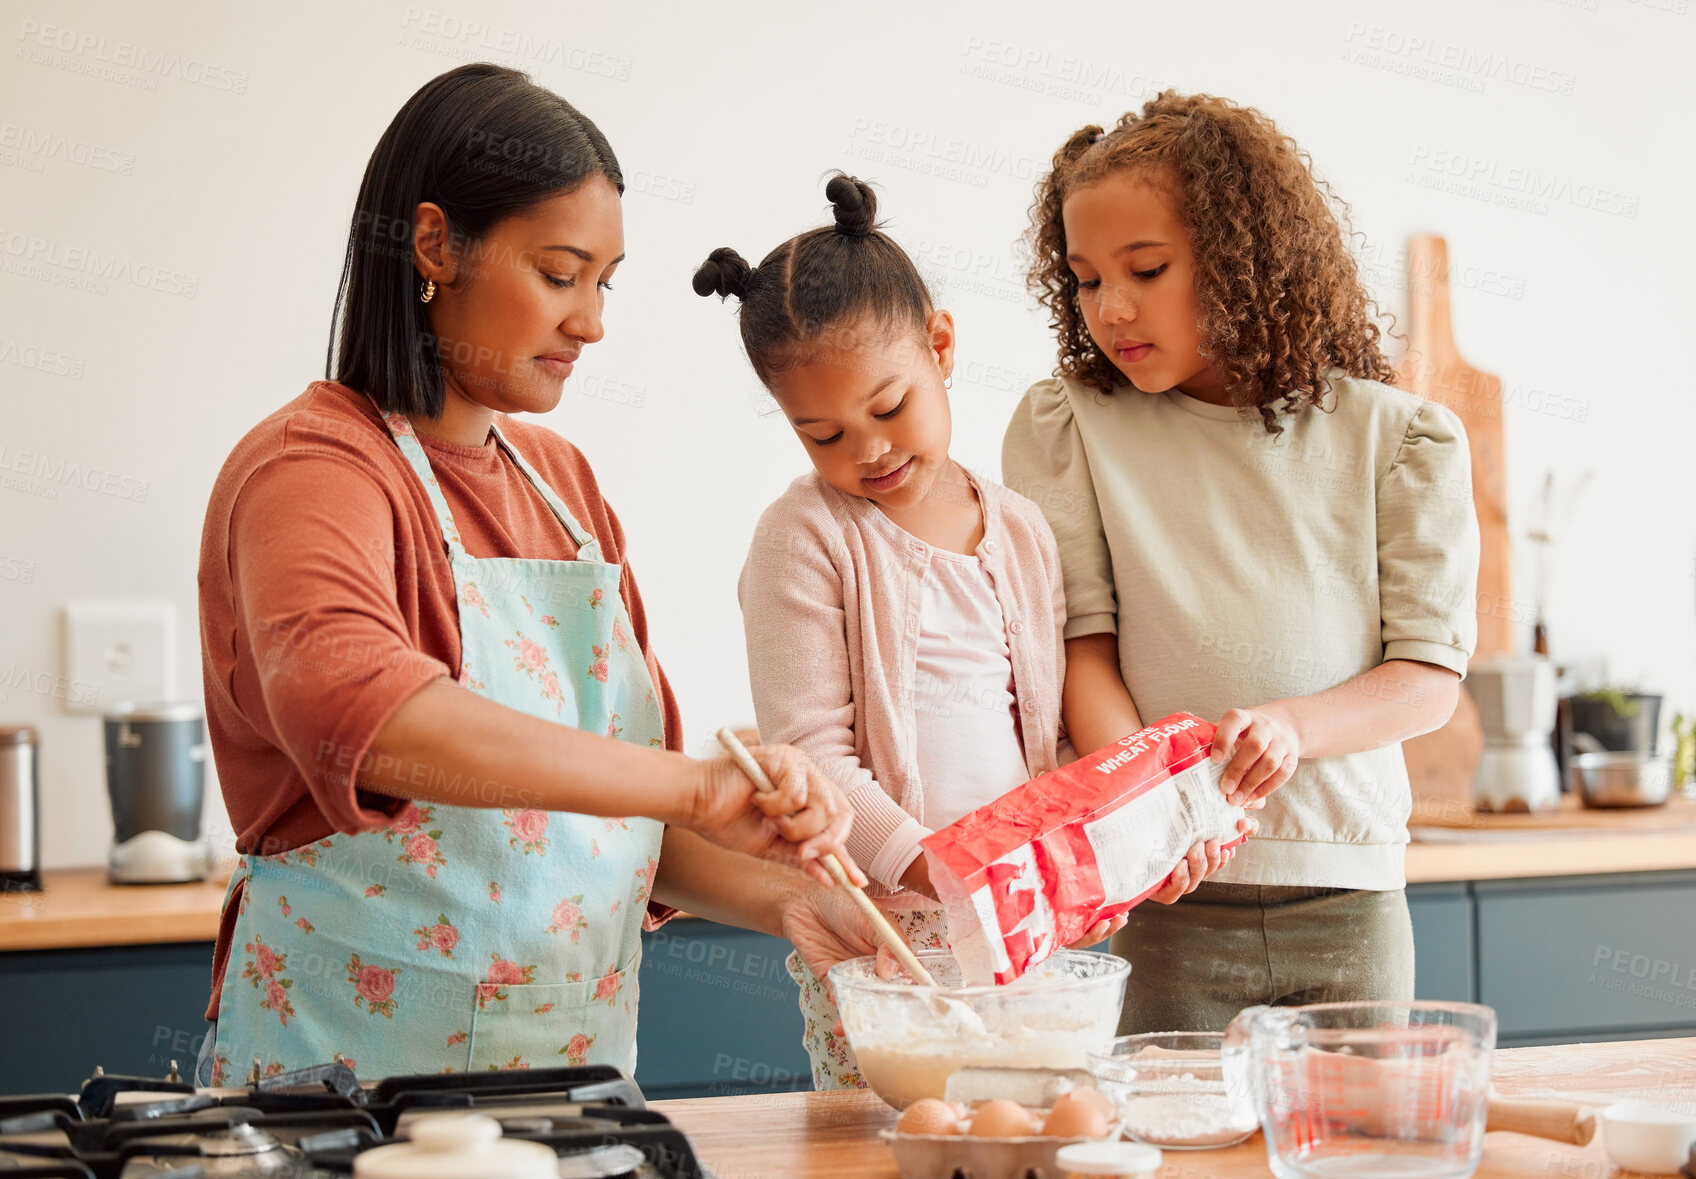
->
xmin=1407 ymin=882 xmax=1474 ymax=1002
xmin=1408 ymin=870 xmax=1696 ymax=1048
xmin=1475 ymin=871 xmax=1696 ymax=1044
xmin=4 ymin=874 xmax=1693 ymax=1097
xmin=0 ymin=921 xmax=813 ymax=1099
xmin=0 ymin=942 xmax=213 ymax=1095
xmin=634 ymin=922 xmax=810 ymax=1099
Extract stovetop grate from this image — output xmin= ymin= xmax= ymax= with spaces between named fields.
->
xmin=0 ymin=1063 xmax=706 ymax=1179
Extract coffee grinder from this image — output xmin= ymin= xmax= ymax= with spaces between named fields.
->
xmin=1468 ymin=653 xmax=1561 ymax=813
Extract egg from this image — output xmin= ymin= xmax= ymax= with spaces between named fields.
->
xmin=967 ymin=1099 xmax=1038 ymax=1138
xmin=1064 ymin=1086 xmax=1118 ymax=1121
xmin=897 ymin=1098 xmax=964 ymax=1136
xmin=1042 ymin=1091 xmax=1110 ymax=1139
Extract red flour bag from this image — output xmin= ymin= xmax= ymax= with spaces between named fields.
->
xmin=920 ymin=713 xmax=1250 ymax=985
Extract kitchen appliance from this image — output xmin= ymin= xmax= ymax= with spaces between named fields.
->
xmin=0 ymin=724 xmax=42 ymax=891
xmin=0 ymin=1060 xmax=706 ymax=1177
xmin=103 ymin=702 xmax=209 ymax=884
xmin=1572 ymin=751 xmax=1674 ymax=808
xmin=1468 ymin=653 xmax=1561 ymax=813
xmin=1567 ymin=691 xmax=1661 ymax=754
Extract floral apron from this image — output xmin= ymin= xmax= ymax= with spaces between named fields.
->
xmin=207 ymin=410 xmax=665 ymax=1083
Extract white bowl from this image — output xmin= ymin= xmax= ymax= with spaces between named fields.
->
xmin=1599 ymin=1101 xmax=1696 ymax=1173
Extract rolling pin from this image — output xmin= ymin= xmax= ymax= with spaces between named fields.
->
xmin=713 ymin=727 xmax=939 ymax=987
xmin=1275 ymin=1047 xmax=1596 ymax=1146
xmin=1487 ymin=1097 xmax=1597 ymax=1146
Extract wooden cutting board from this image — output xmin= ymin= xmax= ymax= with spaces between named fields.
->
xmin=1411 ymin=792 xmax=1696 ymax=834
xmin=1395 ymin=235 xmax=1511 ymax=807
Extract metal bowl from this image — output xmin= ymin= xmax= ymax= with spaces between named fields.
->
xmin=1572 ymin=752 xmax=1672 ymax=808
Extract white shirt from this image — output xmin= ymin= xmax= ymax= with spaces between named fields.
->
xmin=867 ymin=549 xmax=1033 ymax=891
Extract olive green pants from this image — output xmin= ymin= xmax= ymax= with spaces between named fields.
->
xmin=1108 ymin=882 xmax=1416 ymax=1035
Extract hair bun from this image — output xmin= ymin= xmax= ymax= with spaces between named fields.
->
xmin=692 ymin=246 xmax=753 ymax=300
xmin=825 ymin=173 xmax=877 ymax=237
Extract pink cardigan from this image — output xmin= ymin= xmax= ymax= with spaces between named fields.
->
xmin=738 ymin=468 xmax=1069 ymax=899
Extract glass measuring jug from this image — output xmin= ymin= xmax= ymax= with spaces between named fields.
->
xmin=1224 ymin=1000 xmax=1496 ymax=1179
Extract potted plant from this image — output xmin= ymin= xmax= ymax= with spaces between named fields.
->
xmin=1672 ymin=713 xmax=1695 ymax=793
xmin=1567 ymin=686 xmax=1661 ymax=754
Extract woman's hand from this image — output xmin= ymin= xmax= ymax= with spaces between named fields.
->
xmin=689 ymin=744 xmax=867 ymax=890
xmin=778 ymin=874 xmax=888 ymax=985
xmin=1212 ymin=706 xmax=1301 ymax=806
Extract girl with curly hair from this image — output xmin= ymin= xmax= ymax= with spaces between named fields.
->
xmin=696 ymin=174 xmax=1252 ymax=1087
xmin=1004 ymin=92 xmax=1481 ymax=1032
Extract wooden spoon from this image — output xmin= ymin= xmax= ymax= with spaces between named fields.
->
xmin=713 ymin=727 xmax=938 ymax=986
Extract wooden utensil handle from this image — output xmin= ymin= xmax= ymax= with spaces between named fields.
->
xmin=713 ymin=728 xmax=939 ymax=987
xmin=1486 ymin=1098 xmax=1597 ymax=1145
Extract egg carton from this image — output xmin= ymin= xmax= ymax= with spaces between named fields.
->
xmin=880 ymin=1128 xmax=1121 ymax=1179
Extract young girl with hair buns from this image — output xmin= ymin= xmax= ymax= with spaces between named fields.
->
xmin=1004 ymin=92 xmax=1481 ymax=1033
xmin=694 ymin=174 xmax=1248 ymax=1089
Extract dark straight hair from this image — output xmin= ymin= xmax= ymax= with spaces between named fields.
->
xmin=327 ymin=63 xmax=623 ymax=417
xmin=692 ymin=174 xmax=933 ymax=385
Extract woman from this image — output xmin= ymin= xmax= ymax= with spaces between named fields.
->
xmin=195 ymin=63 xmax=876 ymax=1083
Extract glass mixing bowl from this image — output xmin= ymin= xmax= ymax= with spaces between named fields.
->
xmin=1088 ymin=1032 xmax=1259 ymax=1150
xmin=828 ymin=950 xmax=1130 ymax=1110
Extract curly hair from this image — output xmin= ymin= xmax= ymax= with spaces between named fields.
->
xmin=1025 ymin=91 xmax=1394 ymax=433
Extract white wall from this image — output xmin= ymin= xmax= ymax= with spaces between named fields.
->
xmin=3 ymin=0 xmax=1691 ymax=868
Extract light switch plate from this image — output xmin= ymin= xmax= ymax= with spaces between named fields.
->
xmin=62 ymin=599 xmax=176 ymax=714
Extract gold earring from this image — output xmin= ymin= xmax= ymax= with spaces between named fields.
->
xmin=945 ymin=374 xmax=954 ymax=392
xmin=420 ymin=278 xmax=436 ymax=304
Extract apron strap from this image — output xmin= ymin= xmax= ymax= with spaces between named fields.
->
xmin=489 ymin=422 xmax=600 ymax=559
xmin=375 ymin=408 xmax=470 ymax=558
xmin=373 ymin=408 xmax=602 ymax=562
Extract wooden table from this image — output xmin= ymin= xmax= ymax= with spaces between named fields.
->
xmin=653 ymin=1037 xmax=1696 ymax=1178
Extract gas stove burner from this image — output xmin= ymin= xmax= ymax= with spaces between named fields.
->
xmin=556 ymin=1143 xmax=647 ymax=1178
xmin=111 ymin=1097 xmax=218 ymax=1123
xmin=0 ymin=1063 xmax=705 ymax=1179
xmin=196 ymin=1122 xmax=283 ymax=1157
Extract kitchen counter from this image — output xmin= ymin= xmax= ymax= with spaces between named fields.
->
xmin=653 ymin=1036 xmax=1696 ymax=1178
xmin=1406 ymin=793 xmax=1696 ymax=884
xmin=3 ymin=797 xmax=1694 ymax=952
xmin=0 ymin=867 xmax=232 ymax=951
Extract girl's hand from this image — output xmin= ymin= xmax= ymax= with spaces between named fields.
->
xmin=1149 ymin=837 xmax=1233 ymax=904
xmin=692 ymin=745 xmax=867 ymax=890
xmin=1212 ymin=706 xmax=1301 ymax=806
xmin=898 ymin=853 xmax=939 ymax=901
xmin=1066 ymin=913 xmax=1128 ymax=948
